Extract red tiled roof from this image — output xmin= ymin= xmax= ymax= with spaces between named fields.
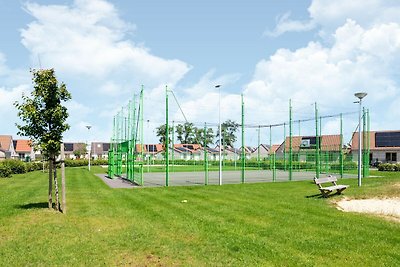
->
xmin=270 ymin=144 xmax=280 ymax=153
xmin=351 ymin=131 xmax=400 ymax=151
xmin=0 ymin=135 xmax=12 ymax=151
xmin=15 ymin=140 xmax=32 ymax=152
xmin=284 ymin=135 xmax=342 ymax=151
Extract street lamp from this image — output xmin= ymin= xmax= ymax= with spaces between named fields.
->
xmin=215 ymin=84 xmax=222 ymax=185
xmin=86 ymin=125 xmax=92 ymax=171
xmin=354 ymin=92 xmax=367 ymax=187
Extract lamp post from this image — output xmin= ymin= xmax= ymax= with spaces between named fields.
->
xmin=86 ymin=125 xmax=92 ymax=171
xmin=354 ymin=92 xmax=367 ymax=187
xmin=215 ymin=84 xmax=222 ymax=185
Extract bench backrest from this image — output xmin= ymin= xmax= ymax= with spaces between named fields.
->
xmin=314 ymin=176 xmax=337 ymax=185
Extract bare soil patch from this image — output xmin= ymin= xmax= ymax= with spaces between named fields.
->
xmin=336 ymin=198 xmax=400 ymax=222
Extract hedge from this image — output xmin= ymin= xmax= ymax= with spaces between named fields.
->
xmin=378 ymin=163 xmax=400 ymax=171
xmin=0 ymin=159 xmax=109 ymax=178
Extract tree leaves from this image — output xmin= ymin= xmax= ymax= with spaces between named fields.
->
xmin=14 ymin=69 xmax=71 ymax=160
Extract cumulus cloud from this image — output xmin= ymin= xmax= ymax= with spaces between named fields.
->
xmin=247 ymin=19 xmax=400 ymax=136
xmin=21 ymin=0 xmax=191 ymax=87
xmin=267 ymin=0 xmax=400 ymax=37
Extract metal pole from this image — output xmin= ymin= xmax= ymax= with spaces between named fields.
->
xmin=172 ymin=121 xmax=175 ymax=172
xmin=204 ymin=122 xmax=208 ymax=185
xmin=269 ymin=125 xmax=272 ymax=170
xmin=216 ymin=85 xmax=222 ymax=185
xmin=61 ymin=143 xmax=66 ymax=214
xmin=241 ymin=93 xmax=245 ymax=183
xmin=283 ymin=123 xmax=286 ymax=171
xmin=140 ymin=86 xmax=144 ymax=185
xmin=86 ymin=125 xmax=91 ymax=171
xmin=289 ymin=99 xmax=293 ymax=181
xmin=358 ymin=99 xmax=362 ymax=186
xmin=340 ymin=113 xmax=343 ymax=178
xmin=257 ymin=126 xmax=260 ymax=170
xmin=315 ymin=103 xmax=320 ymax=178
xmin=165 ymin=85 xmax=169 ymax=186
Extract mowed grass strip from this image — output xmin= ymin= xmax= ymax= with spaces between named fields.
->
xmin=0 ymin=167 xmax=399 ymax=266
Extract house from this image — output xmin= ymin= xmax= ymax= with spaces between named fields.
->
xmin=91 ymin=142 xmax=110 ymax=159
xmin=170 ymin=144 xmax=201 ymax=161
xmin=13 ymin=139 xmax=35 ymax=161
xmin=63 ymin=142 xmax=87 ymax=159
xmin=276 ymin=134 xmax=342 ymax=161
xmin=202 ymin=147 xmax=220 ymax=161
xmin=252 ymin=144 xmax=270 ymax=159
xmin=351 ymin=130 xmax=400 ymax=163
xmin=135 ymin=144 xmax=164 ymax=160
xmin=0 ymin=135 xmax=18 ymax=160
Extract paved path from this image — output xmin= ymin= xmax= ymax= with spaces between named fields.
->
xmin=96 ymin=174 xmax=137 ymax=188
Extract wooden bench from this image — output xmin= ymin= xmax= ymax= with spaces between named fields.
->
xmin=314 ymin=175 xmax=349 ymax=198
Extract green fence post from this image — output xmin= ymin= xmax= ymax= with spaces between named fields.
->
xmin=340 ymin=113 xmax=344 ymax=178
xmin=289 ymin=99 xmax=293 ymax=181
xmin=241 ymin=93 xmax=245 ymax=183
xmin=315 ymin=102 xmax=320 ymax=178
xmin=204 ymin=122 xmax=208 ymax=185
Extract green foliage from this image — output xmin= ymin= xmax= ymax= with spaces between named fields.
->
xmin=2 ymin=159 xmax=26 ymax=174
xmin=0 ymin=163 xmax=12 ymax=178
xmin=155 ymin=124 xmax=173 ymax=148
xmin=378 ymin=163 xmax=400 ymax=171
xmin=14 ymin=69 xmax=71 ymax=160
xmin=216 ymin=119 xmax=239 ymax=147
xmin=64 ymin=159 xmax=108 ymax=167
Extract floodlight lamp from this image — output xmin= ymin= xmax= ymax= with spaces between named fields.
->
xmin=86 ymin=125 xmax=92 ymax=130
xmin=354 ymin=92 xmax=367 ymax=100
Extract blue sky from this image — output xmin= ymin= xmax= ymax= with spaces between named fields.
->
xmin=1 ymin=0 xmax=400 ymax=146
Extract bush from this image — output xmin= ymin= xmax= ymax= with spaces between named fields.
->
xmin=378 ymin=163 xmax=397 ymax=171
xmin=0 ymin=163 xmax=12 ymax=178
xmin=2 ymin=159 xmax=26 ymax=174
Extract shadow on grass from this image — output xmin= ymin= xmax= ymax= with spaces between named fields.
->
xmin=16 ymin=202 xmax=49 ymax=209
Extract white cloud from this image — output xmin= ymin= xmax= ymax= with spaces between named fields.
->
xmin=265 ymin=12 xmax=316 ymax=37
xmin=0 ymin=85 xmax=30 ymax=133
xmin=267 ymin=0 xmax=400 ymax=37
xmin=246 ymin=20 xmax=400 ymax=138
xmin=21 ymin=0 xmax=191 ymax=87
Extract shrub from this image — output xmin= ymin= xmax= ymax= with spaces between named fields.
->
xmin=0 ymin=163 xmax=12 ymax=178
xmin=378 ymin=163 xmax=398 ymax=171
xmin=2 ymin=159 xmax=26 ymax=174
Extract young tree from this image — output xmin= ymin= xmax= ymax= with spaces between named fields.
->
xmin=14 ymin=69 xmax=71 ymax=211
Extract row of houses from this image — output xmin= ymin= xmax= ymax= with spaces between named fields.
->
xmin=1 ymin=130 xmax=400 ymax=163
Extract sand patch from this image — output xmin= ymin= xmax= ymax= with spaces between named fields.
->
xmin=336 ymin=198 xmax=400 ymax=222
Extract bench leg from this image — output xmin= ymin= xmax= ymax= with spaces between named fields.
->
xmin=336 ymin=188 xmax=346 ymax=195
xmin=320 ymin=190 xmax=329 ymax=198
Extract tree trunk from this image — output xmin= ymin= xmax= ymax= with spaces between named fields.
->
xmin=61 ymin=143 xmax=66 ymax=214
xmin=53 ymin=160 xmax=60 ymax=211
xmin=48 ymin=159 xmax=53 ymax=209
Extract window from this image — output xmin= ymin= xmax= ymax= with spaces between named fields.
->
xmin=385 ymin=152 xmax=397 ymax=162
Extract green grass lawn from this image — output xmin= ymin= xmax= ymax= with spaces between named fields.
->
xmin=0 ymin=167 xmax=399 ymax=266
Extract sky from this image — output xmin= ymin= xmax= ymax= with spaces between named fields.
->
xmin=1 ymin=0 xmax=400 ymax=147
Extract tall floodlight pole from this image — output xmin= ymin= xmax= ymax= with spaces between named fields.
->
xmin=86 ymin=125 xmax=92 ymax=171
xmin=355 ymin=92 xmax=367 ymax=187
xmin=216 ymin=84 xmax=222 ymax=185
